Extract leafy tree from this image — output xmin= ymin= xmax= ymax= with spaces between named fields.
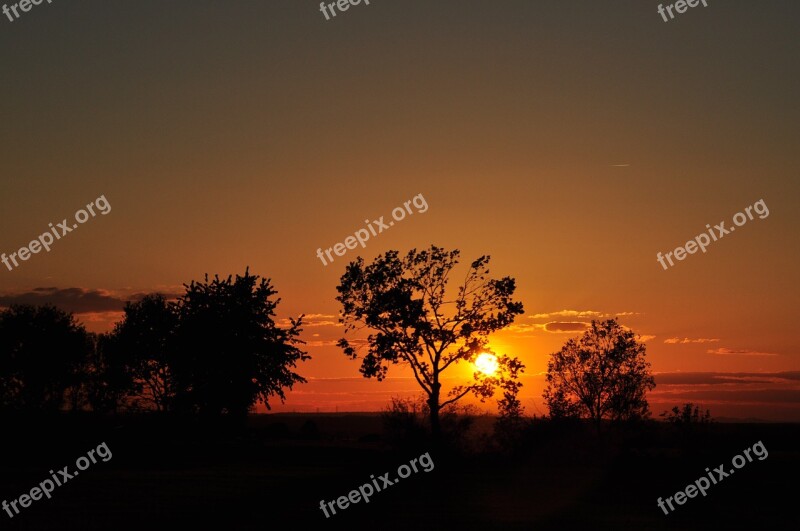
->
xmin=171 ymin=269 xmax=309 ymax=419
xmin=337 ymin=246 xmax=525 ymax=437
xmin=0 ymin=305 xmax=92 ymax=413
xmin=106 ymin=294 xmax=178 ymax=411
xmin=543 ymin=319 xmax=655 ymax=426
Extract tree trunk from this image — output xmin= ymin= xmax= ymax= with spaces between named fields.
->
xmin=428 ymin=382 xmax=441 ymax=439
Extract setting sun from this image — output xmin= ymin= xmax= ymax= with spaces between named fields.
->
xmin=474 ymin=353 xmax=499 ymax=375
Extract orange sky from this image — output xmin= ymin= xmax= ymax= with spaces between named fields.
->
xmin=1 ymin=1 xmax=798 ymax=420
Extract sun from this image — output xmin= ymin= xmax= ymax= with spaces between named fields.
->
xmin=474 ymin=353 xmax=499 ymax=376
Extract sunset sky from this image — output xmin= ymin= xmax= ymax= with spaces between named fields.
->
xmin=1 ymin=1 xmax=798 ymax=420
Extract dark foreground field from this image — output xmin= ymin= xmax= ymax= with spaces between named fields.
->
xmin=1 ymin=414 xmax=797 ymax=531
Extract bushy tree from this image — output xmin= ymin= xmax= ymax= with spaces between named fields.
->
xmin=0 ymin=305 xmax=92 ymax=412
xmin=543 ymin=319 xmax=655 ymax=426
xmin=660 ymin=403 xmax=712 ymax=425
xmin=171 ymin=269 xmax=309 ymax=418
xmin=493 ymin=389 xmax=527 ymax=453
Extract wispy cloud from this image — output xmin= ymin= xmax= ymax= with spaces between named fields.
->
xmin=300 ymin=313 xmax=340 ymax=327
xmin=279 ymin=313 xmax=341 ymax=328
xmin=529 ymin=310 xmax=602 ymax=319
xmin=501 ymin=323 xmax=542 ymax=336
xmin=707 ymin=347 xmax=779 ymax=357
xmin=305 ymin=339 xmax=340 ymax=347
xmin=654 ymin=371 xmax=800 ymax=385
xmin=543 ymin=321 xmax=590 ymax=333
xmin=306 ymin=337 xmax=368 ymax=348
xmin=504 ymin=321 xmax=590 ymax=334
xmin=665 ymin=337 xmax=721 ymax=344
xmin=529 ymin=309 xmax=641 ymax=320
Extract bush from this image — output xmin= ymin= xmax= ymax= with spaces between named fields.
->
xmin=381 ymin=396 xmax=429 ymax=447
xmin=660 ymin=403 xmax=713 ymax=426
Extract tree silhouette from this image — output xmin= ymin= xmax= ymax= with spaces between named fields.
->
xmin=0 ymin=305 xmax=92 ymax=413
xmin=660 ymin=403 xmax=712 ymax=425
xmin=337 ymin=246 xmax=525 ymax=437
xmin=543 ymin=319 xmax=655 ymax=426
xmin=85 ymin=332 xmax=133 ymax=414
xmin=170 ymin=269 xmax=309 ymax=419
xmin=104 ymin=294 xmax=178 ymax=412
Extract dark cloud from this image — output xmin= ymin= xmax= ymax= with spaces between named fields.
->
xmin=655 ymin=371 xmax=800 ymax=386
xmin=652 ymin=389 xmax=800 ymax=404
xmin=0 ymin=287 xmax=180 ymax=314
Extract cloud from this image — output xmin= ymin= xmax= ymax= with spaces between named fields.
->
xmin=278 ymin=313 xmax=341 ymax=328
xmin=306 ymin=337 xmax=369 ymax=349
xmin=302 ymin=314 xmax=341 ymax=327
xmin=649 ymin=370 xmax=800 ymax=421
xmin=664 ymin=337 xmax=720 ymax=344
xmin=0 ymin=287 xmax=188 ymax=333
xmin=78 ymin=311 xmax=125 ymax=323
xmin=652 ymin=389 xmax=800 ymax=404
xmin=707 ymin=347 xmax=778 ymax=357
xmin=501 ymin=323 xmax=544 ymax=336
xmin=529 ymin=310 xmax=641 ymax=319
xmin=543 ymin=321 xmax=590 ymax=333
xmin=305 ymin=340 xmax=340 ymax=347
xmin=0 ymin=287 xmax=185 ymax=314
xmin=529 ymin=310 xmax=603 ymax=319
xmin=0 ymin=287 xmax=129 ymax=313
xmin=505 ymin=320 xmax=647 ymax=335
xmin=654 ymin=371 xmax=800 ymax=386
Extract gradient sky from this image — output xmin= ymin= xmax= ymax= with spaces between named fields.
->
xmin=1 ymin=1 xmax=798 ymax=420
